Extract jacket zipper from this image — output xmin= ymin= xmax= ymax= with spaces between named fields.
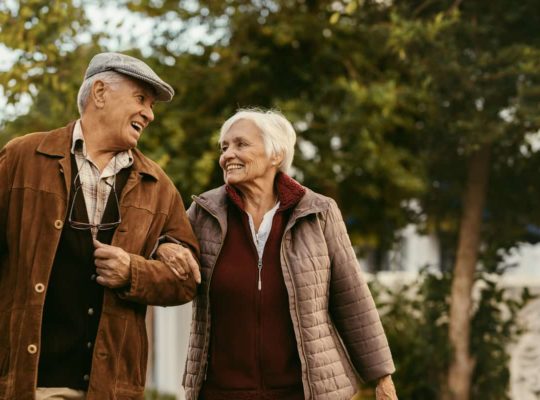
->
xmin=257 ymin=257 xmax=263 ymax=390
xmin=257 ymin=258 xmax=262 ymax=290
xmin=254 ymin=229 xmax=263 ymax=291
xmin=249 ymin=217 xmax=264 ymax=389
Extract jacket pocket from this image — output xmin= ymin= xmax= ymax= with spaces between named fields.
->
xmin=328 ymin=321 xmax=359 ymax=385
xmin=117 ymin=311 xmax=147 ymax=388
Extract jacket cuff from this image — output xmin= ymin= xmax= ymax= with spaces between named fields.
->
xmin=118 ymin=253 xmax=143 ymax=299
xmin=360 ymin=360 xmax=396 ymax=382
xmin=149 ymin=235 xmax=186 ymax=259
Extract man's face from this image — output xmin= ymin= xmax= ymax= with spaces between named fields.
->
xmin=101 ymin=78 xmax=156 ymax=150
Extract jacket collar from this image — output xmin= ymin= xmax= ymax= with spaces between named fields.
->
xmin=289 ymin=187 xmax=331 ymax=220
xmin=35 ymin=121 xmax=159 ymax=180
xmin=224 ymin=172 xmax=306 ymax=212
xmin=36 ymin=121 xmax=76 ymax=158
xmin=193 ymin=174 xmax=330 ymax=223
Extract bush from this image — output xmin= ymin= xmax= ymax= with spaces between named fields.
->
xmin=369 ymin=268 xmax=533 ymax=400
xmin=144 ymin=388 xmax=177 ymax=400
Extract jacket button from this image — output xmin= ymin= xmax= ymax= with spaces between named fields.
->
xmin=88 ymin=308 xmax=94 ymax=316
xmin=54 ymin=220 xmax=63 ymax=229
xmin=27 ymin=344 xmax=38 ymax=354
xmin=83 ymin=374 xmax=90 ymax=381
xmin=35 ymin=283 xmax=45 ymax=293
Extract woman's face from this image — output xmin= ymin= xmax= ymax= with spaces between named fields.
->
xmin=219 ymin=119 xmax=276 ymax=188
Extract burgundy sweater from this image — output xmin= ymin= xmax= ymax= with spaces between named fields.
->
xmin=200 ymin=174 xmax=306 ymax=400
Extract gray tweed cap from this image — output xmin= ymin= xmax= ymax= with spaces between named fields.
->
xmin=84 ymin=52 xmax=174 ymax=102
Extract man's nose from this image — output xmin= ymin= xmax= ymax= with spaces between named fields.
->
xmin=142 ymin=105 xmax=154 ymax=123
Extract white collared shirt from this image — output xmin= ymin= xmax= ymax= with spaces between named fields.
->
xmin=247 ymin=202 xmax=280 ymax=259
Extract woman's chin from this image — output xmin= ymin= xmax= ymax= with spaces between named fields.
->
xmin=223 ymin=173 xmax=242 ymax=186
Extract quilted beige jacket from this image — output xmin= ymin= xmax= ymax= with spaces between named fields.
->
xmin=183 ymin=185 xmax=395 ymax=400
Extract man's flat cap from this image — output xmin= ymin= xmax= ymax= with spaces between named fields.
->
xmin=84 ymin=52 xmax=174 ymax=102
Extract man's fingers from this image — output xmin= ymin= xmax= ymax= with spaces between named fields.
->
xmin=94 ymin=248 xmax=116 ymax=261
xmin=95 ymin=259 xmax=107 ymax=269
xmin=96 ymin=275 xmax=121 ymax=288
xmin=95 ymin=264 xmax=112 ymax=276
xmin=96 ymin=275 xmax=107 ymax=286
xmin=93 ymin=239 xmax=108 ymax=248
xmin=94 ymin=245 xmax=121 ymax=259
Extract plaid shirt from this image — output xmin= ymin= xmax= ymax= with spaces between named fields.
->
xmin=71 ymin=120 xmax=133 ymax=238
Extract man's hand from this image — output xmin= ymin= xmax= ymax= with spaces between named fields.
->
xmin=156 ymin=243 xmax=201 ymax=284
xmin=375 ymin=375 xmax=398 ymax=400
xmin=93 ymin=239 xmax=131 ymax=288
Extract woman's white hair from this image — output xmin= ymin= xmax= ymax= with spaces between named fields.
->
xmin=76 ymin=71 xmax=127 ymax=115
xmin=219 ymin=108 xmax=297 ymax=173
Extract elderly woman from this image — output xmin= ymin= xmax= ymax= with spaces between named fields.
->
xmin=159 ymin=109 xmax=397 ymax=400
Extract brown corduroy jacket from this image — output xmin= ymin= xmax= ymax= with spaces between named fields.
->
xmin=183 ymin=181 xmax=395 ymax=400
xmin=0 ymin=122 xmax=199 ymax=400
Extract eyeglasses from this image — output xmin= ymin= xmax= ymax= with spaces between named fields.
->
xmin=68 ymin=168 xmax=122 ymax=231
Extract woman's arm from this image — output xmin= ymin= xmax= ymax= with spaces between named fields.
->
xmin=323 ymin=199 xmax=396 ymax=386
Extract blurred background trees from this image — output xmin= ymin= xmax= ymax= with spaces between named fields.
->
xmin=2 ymin=0 xmax=540 ymax=399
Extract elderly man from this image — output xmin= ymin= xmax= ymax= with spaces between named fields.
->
xmin=0 ymin=53 xmax=200 ymax=400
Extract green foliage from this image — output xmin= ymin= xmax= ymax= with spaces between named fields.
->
xmin=0 ymin=43 xmax=104 ymax=147
xmin=388 ymin=1 xmax=540 ymax=253
xmin=0 ymin=1 xmax=105 ymax=147
xmin=119 ymin=0 xmax=431 ymax=255
xmin=372 ymin=267 xmax=534 ymax=400
xmin=2 ymin=1 xmax=540 ymax=260
xmin=0 ymin=0 xmax=91 ymax=104
xmin=371 ymin=269 xmax=451 ymax=399
xmin=144 ymin=388 xmax=176 ymax=400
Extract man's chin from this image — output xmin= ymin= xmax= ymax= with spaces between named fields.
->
xmin=127 ymin=136 xmax=139 ymax=149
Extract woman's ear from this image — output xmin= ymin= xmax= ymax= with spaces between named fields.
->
xmin=272 ymin=152 xmax=284 ymax=167
xmin=91 ymin=80 xmax=106 ymax=109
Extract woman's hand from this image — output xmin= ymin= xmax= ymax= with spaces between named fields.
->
xmin=156 ymin=242 xmax=201 ymax=283
xmin=375 ymin=375 xmax=398 ymax=400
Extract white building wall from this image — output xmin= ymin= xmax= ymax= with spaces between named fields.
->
xmin=152 ymin=304 xmax=192 ymax=399
xmin=505 ymin=244 xmax=540 ymax=277
xmin=400 ymin=224 xmax=440 ymax=271
xmin=509 ymin=296 xmax=540 ymax=400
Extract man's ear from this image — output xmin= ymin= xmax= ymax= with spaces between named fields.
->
xmin=91 ymin=80 xmax=106 ymax=109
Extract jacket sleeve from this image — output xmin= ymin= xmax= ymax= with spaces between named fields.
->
xmin=0 ymin=147 xmax=8 ymax=258
xmin=324 ymin=199 xmax=395 ymax=382
xmin=119 ymin=187 xmax=200 ymax=306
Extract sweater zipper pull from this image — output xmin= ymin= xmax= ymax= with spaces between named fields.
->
xmin=257 ymin=259 xmax=262 ymax=291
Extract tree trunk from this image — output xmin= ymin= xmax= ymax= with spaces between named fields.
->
xmin=446 ymin=145 xmax=491 ymax=400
